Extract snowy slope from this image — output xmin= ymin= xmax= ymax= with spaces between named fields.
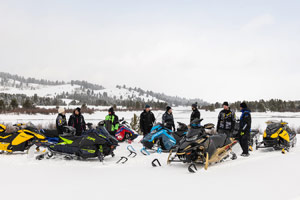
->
xmin=0 ymin=77 xmax=162 ymax=102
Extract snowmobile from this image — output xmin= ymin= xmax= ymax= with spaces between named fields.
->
xmin=141 ymin=123 xmax=177 ymax=155
xmin=115 ymin=118 xmax=138 ymax=142
xmin=167 ymin=119 xmax=238 ymax=172
xmin=36 ymin=124 xmax=119 ymax=162
xmin=0 ymin=123 xmax=47 ymax=153
xmin=256 ymin=120 xmax=297 ymax=154
xmin=172 ymin=122 xmax=188 ymax=143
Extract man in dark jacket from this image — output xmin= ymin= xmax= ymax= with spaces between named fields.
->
xmin=162 ymin=106 xmax=175 ymax=131
xmin=68 ymin=107 xmax=86 ymax=136
xmin=140 ymin=105 xmax=156 ymax=137
xmin=190 ymin=102 xmax=200 ymax=123
xmin=238 ymin=102 xmax=252 ymax=157
xmin=56 ymin=107 xmax=67 ymax=135
xmin=105 ymin=107 xmax=119 ymax=136
xmin=217 ymin=102 xmax=236 ymax=138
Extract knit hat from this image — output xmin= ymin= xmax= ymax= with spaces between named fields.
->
xmin=222 ymin=102 xmax=229 ymax=106
xmin=108 ymin=107 xmax=114 ymax=113
xmin=240 ymin=102 xmax=247 ymax=109
xmin=192 ymin=102 xmax=198 ymax=108
xmin=166 ymin=106 xmax=172 ymax=112
xmin=145 ymin=104 xmax=151 ymax=109
xmin=75 ymin=107 xmax=81 ymax=113
xmin=58 ymin=107 xmax=65 ymax=114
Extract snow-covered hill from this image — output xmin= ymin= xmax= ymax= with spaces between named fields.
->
xmin=0 ymin=77 xmax=163 ymax=102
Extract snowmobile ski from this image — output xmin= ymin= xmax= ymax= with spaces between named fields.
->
xmin=140 ymin=147 xmax=150 ymax=156
xmin=116 ymin=156 xmax=128 ymax=164
xmin=188 ymin=164 xmax=198 ymax=173
xmin=151 ymin=159 xmax=161 ymax=167
xmin=127 ymin=145 xmax=137 ymax=158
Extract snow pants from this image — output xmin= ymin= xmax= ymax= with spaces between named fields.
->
xmin=239 ymin=134 xmax=249 ymax=154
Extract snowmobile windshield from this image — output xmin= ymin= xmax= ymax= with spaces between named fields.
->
xmin=186 ymin=127 xmax=203 ymax=142
xmin=150 ymin=123 xmax=163 ymax=134
xmin=97 ymin=126 xmax=110 ymax=137
xmin=266 ymin=123 xmax=282 ymax=134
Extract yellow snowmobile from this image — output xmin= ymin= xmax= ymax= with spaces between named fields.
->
xmin=0 ymin=123 xmax=47 ymax=153
xmin=256 ymin=121 xmax=297 ymax=154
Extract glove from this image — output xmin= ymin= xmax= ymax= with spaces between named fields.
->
xmin=240 ymin=132 xmax=245 ymax=136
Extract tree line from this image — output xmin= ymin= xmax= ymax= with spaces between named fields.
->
xmin=201 ymin=99 xmax=300 ymax=112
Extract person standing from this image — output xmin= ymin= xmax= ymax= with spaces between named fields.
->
xmin=68 ymin=107 xmax=86 ymax=136
xmin=162 ymin=106 xmax=175 ymax=131
xmin=238 ymin=102 xmax=252 ymax=157
xmin=56 ymin=107 xmax=67 ymax=135
xmin=190 ymin=102 xmax=200 ymax=123
xmin=216 ymin=102 xmax=236 ymax=138
xmin=105 ymin=107 xmax=119 ymax=136
xmin=140 ymin=105 xmax=156 ymax=137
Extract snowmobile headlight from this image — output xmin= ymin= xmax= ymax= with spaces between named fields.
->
xmin=186 ymin=135 xmax=198 ymax=142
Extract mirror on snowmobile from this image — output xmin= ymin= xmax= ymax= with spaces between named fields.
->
xmin=97 ymin=120 xmax=105 ymax=127
xmin=119 ymin=117 xmax=125 ymax=122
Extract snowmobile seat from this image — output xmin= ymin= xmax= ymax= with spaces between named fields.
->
xmin=41 ymin=129 xmax=59 ymax=138
xmin=209 ymin=134 xmax=228 ymax=148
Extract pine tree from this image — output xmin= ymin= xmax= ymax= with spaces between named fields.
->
xmin=22 ymin=99 xmax=34 ymax=109
xmin=10 ymin=99 xmax=18 ymax=109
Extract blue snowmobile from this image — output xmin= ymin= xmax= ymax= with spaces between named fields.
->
xmin=141 ymin=123 xmax=177 ymax=155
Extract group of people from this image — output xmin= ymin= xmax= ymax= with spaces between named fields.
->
xmin=56 ymin=101 xmax=252 ymax=157
xmin=55 ymin=107 xmax=120 ymax=136
xmin=138 ymin=101 xmax=252 ymax=157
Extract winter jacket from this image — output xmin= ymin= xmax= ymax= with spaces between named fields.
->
xmin=217 ymin=109 xmax=236 ymax=132
xmin=162 ymin=112 xmax=175 ymax=131
xmin=105 ymin=113 xmax=119 ymax=134
xmin=56 ymin=113 xmax=67 ymax=135
xmin=140 ymin=110 xmax=156 ymax=135
xmin=68 ymin=113 xmax=86 ymax=136
xmin=239 ymin=108 xmax=251 ymax=136
xmin=190 ymin=109 xmax=201 ymax=123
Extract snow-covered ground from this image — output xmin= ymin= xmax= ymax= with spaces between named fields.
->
xmin=0 ymin=107 xmax=300 ymax=200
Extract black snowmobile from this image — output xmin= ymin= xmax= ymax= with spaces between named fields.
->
xmin=36 ymin=124 xmax=118 ymax=162
xmin=256 ymin=121 xmax=297 ymax=154
xmin=167 ymin=119 xmax=238 ymax=172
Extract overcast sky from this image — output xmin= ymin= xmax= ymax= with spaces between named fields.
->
xmin=0 ymin=0 xmax=299 ymax=103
